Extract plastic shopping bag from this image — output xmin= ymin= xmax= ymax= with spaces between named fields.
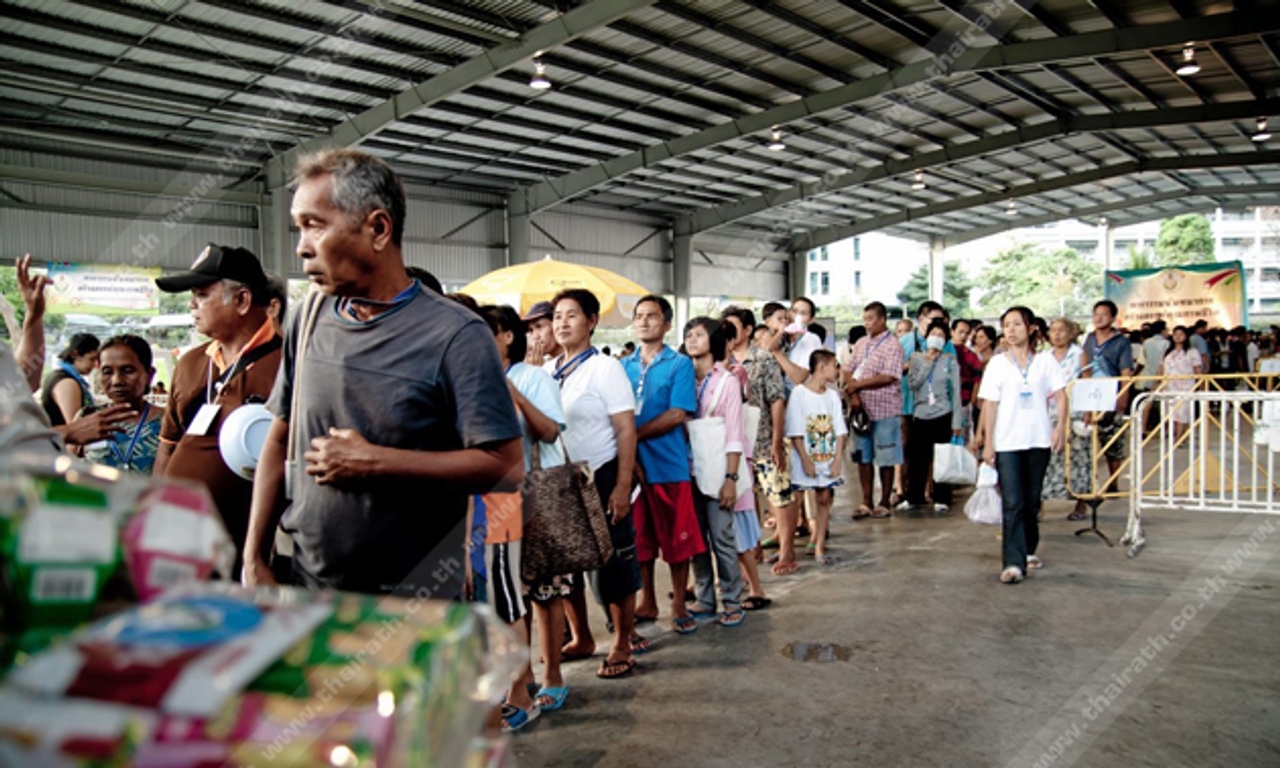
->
xmin=933 ymin=438 xmax=977 ymax=486
xmin=965 ymin=464 xmax=1002 ymax=525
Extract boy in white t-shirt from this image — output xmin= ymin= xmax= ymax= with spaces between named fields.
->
xmin=786 ymin=349 xmax=848 ymax=565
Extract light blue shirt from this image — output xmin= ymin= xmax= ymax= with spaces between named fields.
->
xmin=507 ymin=362 xmax=566 ymax=472
xmin=901 ymin=330 xmax=956 ymax=416
xmin=622 ymin=345 xmax=697 ymax=484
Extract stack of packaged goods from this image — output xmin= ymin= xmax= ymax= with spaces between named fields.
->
xmin=0 ymin=459 xmax=522 ymax=768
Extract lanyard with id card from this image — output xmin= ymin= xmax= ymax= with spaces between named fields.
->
xmin=187 ymin=337 xmax=282 ymax=436
xmin=1010 ymin=351 xmax=1035 ymax=410
xmin=855 ymin=332 xmax=891 ymax=380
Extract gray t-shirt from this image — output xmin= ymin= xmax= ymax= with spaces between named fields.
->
xmin=268 ymin=287 xmax=522 ymax=595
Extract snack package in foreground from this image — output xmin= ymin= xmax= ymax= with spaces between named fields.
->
xmin=0 ymin=582 xmax=525 ymax=768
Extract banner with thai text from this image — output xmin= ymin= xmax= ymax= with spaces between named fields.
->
xmin=1104 ymin=261 xmax=1247 ymax=329
xmin=46 ymin=263 xmax=161 ymax=316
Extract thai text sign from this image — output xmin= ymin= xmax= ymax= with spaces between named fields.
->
xmin=47 ymin=263 xmax=161 ymax=316
xmin=1105 ymin=261 xmax=1246 ymax=329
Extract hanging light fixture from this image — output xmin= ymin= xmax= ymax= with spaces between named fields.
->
xmin=1005 ymin=199 xmax=1017 ymax=215
xmin=1099 ymin=216 xmax=1108 ymax=226
xmin=529 ymin=56 xmax=551 ymax=90
xmin=911 ymin=169 xmax=926 ymax=190
xmin=1175 ymin=44 xmax=1200 ymax=76
xmin=1253 ymin=116 xmax=1272 ymax=143
xmin=767 ymin=126 xmax=785 ymax=151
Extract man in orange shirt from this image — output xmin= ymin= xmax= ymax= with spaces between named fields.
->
xmin=152 ymin=244 xmax=283 ymax=577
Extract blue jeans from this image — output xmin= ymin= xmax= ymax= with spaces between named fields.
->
xmin=996 ymin=449 xmax=1051 ymax=572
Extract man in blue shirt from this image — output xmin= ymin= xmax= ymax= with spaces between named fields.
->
xmin=622 ymin=295 xmax=705 ymax=632
xmin=1081 ymin=299 xmax=1135 ymax=492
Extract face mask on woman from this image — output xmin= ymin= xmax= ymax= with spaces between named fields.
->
xmin=926 ymin=336 xmax=946 ymax=352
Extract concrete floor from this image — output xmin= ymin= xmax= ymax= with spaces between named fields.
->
xmin=511 ymin=469 xmax=1280 ymax=768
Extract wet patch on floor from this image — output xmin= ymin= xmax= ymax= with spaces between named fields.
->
xmin=782 ymin=641 xmax=852 ymax=663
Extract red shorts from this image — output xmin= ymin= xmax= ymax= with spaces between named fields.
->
xmin=632 ymin=481 xmax=705 ymax=564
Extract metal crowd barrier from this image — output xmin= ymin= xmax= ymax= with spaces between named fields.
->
xmin=1063 ymin=371 xmax=1280 ymax=557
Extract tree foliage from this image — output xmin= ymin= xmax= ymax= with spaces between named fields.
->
xmin=1126 ymin=244 xmax=1155 ymax=271
xmin=1154 ymin=213 xmax=1215 ymax=266
xmin=976 ymin=242 xmax=1102 ymax=321
xmin=896 ymin=262 xmax=975 ymax=318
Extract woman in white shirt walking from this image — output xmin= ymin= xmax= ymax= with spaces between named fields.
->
xmin=975 ymin=307 xmax=1068 ymax=584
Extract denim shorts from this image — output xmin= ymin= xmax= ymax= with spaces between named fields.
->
xmin=851 ymin=416 xmax=904 ymax=467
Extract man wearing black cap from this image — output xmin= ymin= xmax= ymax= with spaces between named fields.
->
xmin=153 ymin=244 xmax=283 ymax=574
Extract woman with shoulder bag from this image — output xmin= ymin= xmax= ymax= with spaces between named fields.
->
xmin=549 ymin=289 xmax=642 ymax=680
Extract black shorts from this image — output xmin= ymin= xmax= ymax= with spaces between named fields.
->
xmin=586 ymin=458 xmax=641 ymax=606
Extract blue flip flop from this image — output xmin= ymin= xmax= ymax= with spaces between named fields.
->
xmin=672 ymin=615 xmax=699 ymax=634
xmin=718 ymin=609 xmax=745 ymax=628
xmin=501 ymin=704 xmax=541 ymax=733
xmin=686 ymin=606 xmax=716 ymax=619
xmin=535 ymin=686 xmax=569 ymax=712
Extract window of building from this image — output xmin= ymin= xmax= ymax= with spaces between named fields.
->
xmin=854 ymin=271 xmax=862 ymax=290
xmin=854 ymin=237 xmax=861 ymax=261
xmin=809 ymin=272 xmax=819 ymax=294
xmin=820 ymin=245 xmax=829 ymax=261
xmin=821 ymin=271 xmax=830 ymax=295
xmin=809 ymin=251 xmax=816 ymax=262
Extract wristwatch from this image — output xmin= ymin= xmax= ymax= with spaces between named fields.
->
xmin=725 ymin=472 xmax=739 ymax=481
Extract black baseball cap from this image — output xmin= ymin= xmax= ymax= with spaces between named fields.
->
xmin=155 ymin=244 xmax=269 ymax=293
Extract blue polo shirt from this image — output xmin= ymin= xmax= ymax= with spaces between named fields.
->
xmin=622 ymin=345 xmax=697 ymax=484
xmin=901 ymin=330 xmax=957 ymax=416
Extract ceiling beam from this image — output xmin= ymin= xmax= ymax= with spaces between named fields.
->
xmin=677 ymin=97 xmax=1280 ymax=237
xmin=511 ymin=12 xmax=1275 ymax=217
xmin=792 ymin=150 xmax=1280 ymax=250
xmin=0 ymin=163 xmax=265 ymax=206
xmin=263 ymin=0 xmax=658 ymax=187
xmin=941 ymin=184 xmax=1280 ymax=247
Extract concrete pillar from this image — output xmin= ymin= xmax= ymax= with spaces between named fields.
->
xmin=673 ymin=232 xmax=692 ymax=336
xmin=265 ymin=187 xmax=292 ymax=279
xmin=928 ymin=237 xmax=944 ymax=303
xmin=1214 ymin=206 xmax=1223 ymax=259
xmin=1253 ymin=206 xmax=1263 ymax=313
xmin=789 ymin=250 xmax=806 ymax=301
xmin=1102 ymin=223 xmax=1116 ymax=274
xmin=506 ymin=195 xmax=530 ymax=267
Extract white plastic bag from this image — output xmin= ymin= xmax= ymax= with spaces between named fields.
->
xmin=965 ymin=465 xmax=1002 ymax=526
xmin=933 ymin=441 xmax=977 ymax=486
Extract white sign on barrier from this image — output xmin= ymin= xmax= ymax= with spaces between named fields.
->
xmin=1071 ymin=378 xmax=1118 ymax=413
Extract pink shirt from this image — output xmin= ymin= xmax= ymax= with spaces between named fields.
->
xmin=697 ymin=363 xmax=755 ymax=512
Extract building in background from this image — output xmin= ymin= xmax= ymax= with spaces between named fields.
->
xmin=804 ymin=233 xmax=927 ymax=313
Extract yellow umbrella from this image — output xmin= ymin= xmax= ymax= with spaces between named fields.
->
xmin=460 ymin=256 xmax=650 ymax=327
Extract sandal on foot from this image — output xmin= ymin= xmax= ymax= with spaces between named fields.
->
xmin=629 ymin=634 xmax=651 ymax=653
xmin=852 ymin=505 xmax=872 ymax=520
xmin=634 ymin=612 xmax=658 ymax=625
xmin=501 ymin=704 xmax=541 ymax=733
xmin=743 ymin=596 xmax=772 ymax=610
xmin=1026 ymin=555 xmax=1043 ymax=570
xmin=815 ymin=553 xmax=834 ymax=565
xmin=597 ymin=658 xmax=636 ymax=679
xmin=672 ymin=615 xmax=698 ymax=635
xmin=771 ymin=560 xmax=799 ymax=576
xmin=869 ymin=506 xmax=893 ymax=519
xmin=760 ymin=537 xmax=780 ymax=549
xmin=719 ymin=609 xmax=745 ymax=627
xmin=1000 ymin=567 xmax=1024 ymax=584
xmin=535 ymin=686 xmax=569 ymax=712
xmin=1067 ymin=509 xmax=1088 ymax=521
xmin=685 ymin=605 xmax=716 ymax=619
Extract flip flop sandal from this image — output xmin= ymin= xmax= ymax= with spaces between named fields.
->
xmin=629 ymin=635 xmax=652 ymax=653
xmin=1026 ymin=556 xmax=1044 ymax=570
xmin=596 ymin=658 xmax=637 ymax=679
xmin=742 ymin=596 xmax=772 ymax=611
xmin=718 ymin=609 xmax=745 ymax=627
xmin=852 ymin=506 xmax=872 ymax=520
xmin=1067 ymin=510 xmax=1088 ymax=521
xmin=686 ymin=606 xmax=716 ymax=619
xmin=869 ymin=507 xmax=893 ymax=519
xmin=535 ymin=686 xmax=569 ymax=712
xmin=672 ymin=615 xmax=698 ymax=635
xmin=815 ymin=554 xmax=835 ymax=565
xmin=771 ymin=560 xmax=799 ymax=576
xmin=501 ymin=704 xmax=541 ymax=733
xmin=760 ymin=537 xmax=780 ymax=549
xmin=765 ymin=553 xmax=780 ymax=564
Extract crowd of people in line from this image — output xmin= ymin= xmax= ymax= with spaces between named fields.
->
xmin=3 ymin=148 xmax=1280 ymax=734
